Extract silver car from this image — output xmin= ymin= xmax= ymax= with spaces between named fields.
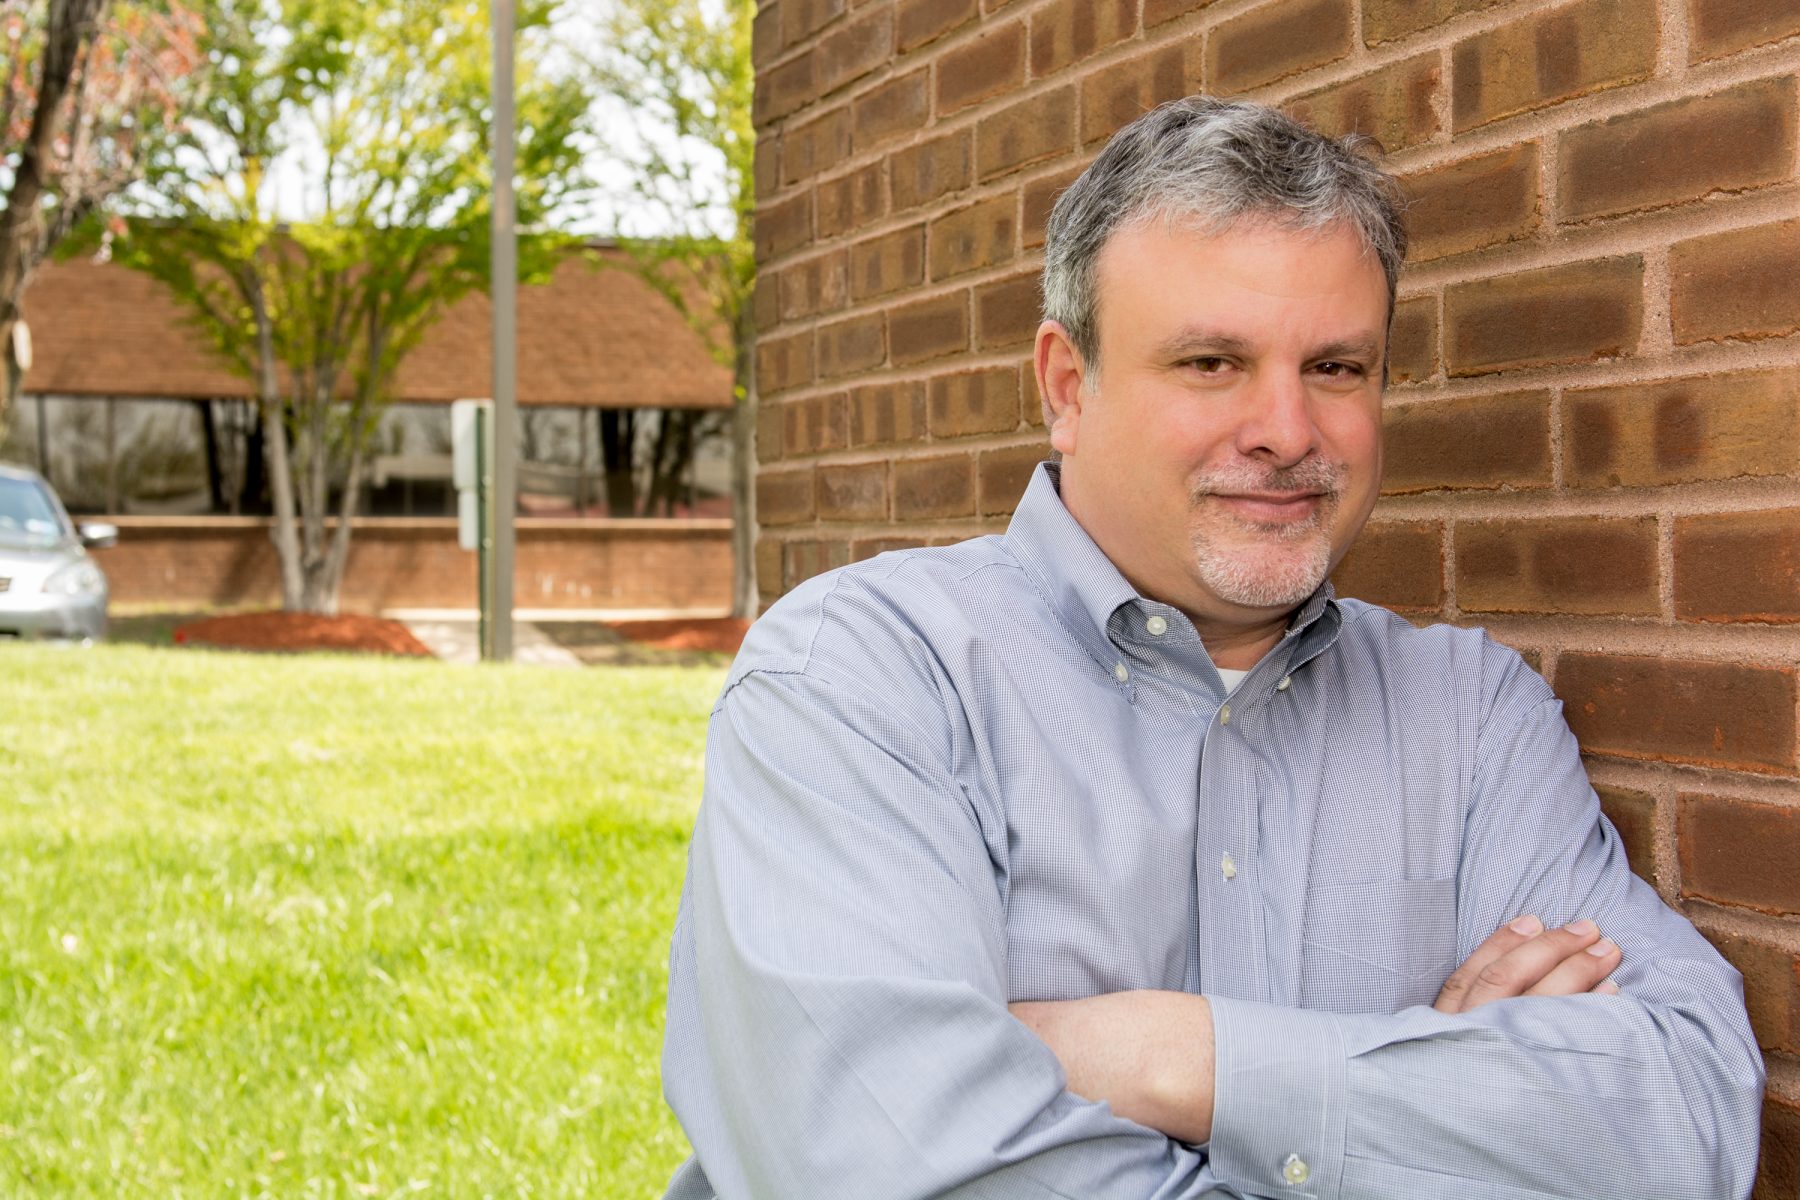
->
xmin=0 ymin=464 xmax=116 ymax=642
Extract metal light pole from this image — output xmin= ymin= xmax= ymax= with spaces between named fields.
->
xmin=485 ymin=0 xmax=517 ymax=662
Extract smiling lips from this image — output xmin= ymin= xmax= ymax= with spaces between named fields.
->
xmin=1208 ymin=490 xmax=1328 ymax=525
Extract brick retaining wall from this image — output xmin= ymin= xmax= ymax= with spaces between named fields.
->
xmin=750 ymin=1 xmax=1800 ymax=1189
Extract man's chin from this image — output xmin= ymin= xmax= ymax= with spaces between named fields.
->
xmin=1191 ymin=539 xmax=1332 ymax=611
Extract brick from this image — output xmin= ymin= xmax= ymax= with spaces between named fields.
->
xmin=1363 ymin=0 xmax=1505 ymax=45
xmin=928 ymin=367 xmax=1019 ymax=437
xmin=979 ymin=442 xmax=1045 ymax=516
xmin=756 ymin=397 xmax=784 ymax=461
xmin=1675 ymin=508 xmax=1800 ymax=624
xmin=1028 ymin=0 xmax=1138 ymax=76
xmin=1208 ymin=0 xmax=1354 ymax=96
xmin=889 ymin=291 xmax=970 ymax=364
xmin=759 ymin=52 xmax=816 ymax=124
xmin=1081 ymin=42 xmax=1196 ymax=145
xmin=815 ymin=9 xmax=893 ymax=98
xmin=1701 ymin=927 xmax=1799 ymax=1052
xmin=753 ymin=2 xmax=783 ymax=69
xmin=1558 ymin=78 xmax=1797 ymax=222
xmin=784 ymin=537 xmax=851 ymax=588
xmin=816 ymin=460 xmax=889 ymax=521
xmin=890 ymin=131 xmax=971 ymax=212
xmin=1145 ymin=0 xmax=1210 ymax=28
xmin=782 ymin=391 xmax=849 ymax=455
xmin=1761 ymin=1094 xmax=1800 ymax=1200
xmin=853 ymin=69 xmax=929 ymax=152
xmin=848 ymin=379 xmax=926 ymax=446
xmin=758 ymin=466 xmax=817 ymax=525
xmin=754 ymin=136 xmax=781 ymax=199
xmin=1330 ymin=521 xmax=1444 ymax=612
xmin=1021 ymin=359 xmax=1046 ymax=426
xmin=852 ymin=535 xmax=927 ymax=560
xmin=1456 ymin=517 xmax=1660 ymax=616
xmin=1556 ymin=654 xmax=1798 ymax=773
xmin=929 ymin=194 xmax=1017 ymax=280
xmin=849 ymin=224 xmax=925 ymax=301
xmin=937 ymin=22 xmax=1025 ymax=117
xmin=1284 ymin=53 xmax=1443 ymax=154
xmin=1563 ymin=370 xmax=1800 ymax=489
xmin=1671 ymin=216 xmax=1800 ymax=345
xmin=975 ymin=271 xmax=1041 ymax=350
xmin=752 ymin=273 xmax=780 ymax=331
xmin=1386 ymin=295 xmax=1438 ymax=385
xmin=815 ymin=162 xmax=885 ymax=239
xmin=782 ymin=0 xmax=844 ymax=48
xmin=894 ymin=452 xmax=977 ymax=519
xmin=755 ymin=192 xmax=813 ymax=260
xmin=778 ymin=251 xmax=850 ymax=320
xmin=1023 ymin=164 xmax=1085 ymax=249
xmin=755 ymin=534 xmax=784 ymax=603
xmin=1679 ymin=794 xmax=1800 ymax=913
xmin=757 ymin=329 xmax=815 ymax=395
xmin=816 ymin=312 xmax=887 ymax=378
xmin=782 ymin=106 xmax=851 ymax=187
xmin=1594 ymin=784 xmax=1659 ymax=888
xmin=1382 ymin=390 xmax=1552 ymax=494
xmin=1402 ymin=144 xmax=1541 ymax=262
xmin=1688 ymin=0 xmax=1800 ymax=62
xmin=1444 ymin=256 xmax=1642 ymax=375
xmin=978 ymin=86 xmax=1076 ymax=181
xmin=897 ymin=0 xmax=976 ymax=51
xmin=1451 ymin=0 xmax=1657 ymax=132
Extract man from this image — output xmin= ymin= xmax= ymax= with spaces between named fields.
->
xmin=661 ymin=98 xmax=1764 ymax=1198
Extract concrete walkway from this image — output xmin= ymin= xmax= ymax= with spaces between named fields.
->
xmin=401 ymin=618 xmax=583 ymax=667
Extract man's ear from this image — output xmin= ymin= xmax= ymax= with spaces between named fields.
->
xmin=1035 ymin=320 xmax=1088 ymax=458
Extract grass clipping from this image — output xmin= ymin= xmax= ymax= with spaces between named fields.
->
xmin=0 ymin=643 xmax=719 ymax=1195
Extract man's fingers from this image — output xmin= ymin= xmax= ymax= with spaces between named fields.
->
xmin=1525 ymin=935 xmax=1621 ymax=999
xmin=1434 ymin=914 xmax=1543 ymax=1014
xmin=1455 ymin=919 xmax=1605 ymax=1012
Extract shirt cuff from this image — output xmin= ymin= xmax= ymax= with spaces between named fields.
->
xmin=1206 ymin=995 xmax=1348 ymax=1200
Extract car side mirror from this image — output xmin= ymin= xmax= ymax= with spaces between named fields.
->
xmin=79 ymin=522 xmax=119 ymax=550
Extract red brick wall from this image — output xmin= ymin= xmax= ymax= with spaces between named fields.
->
xmin=750 ymin=0 xmax=1800 ymax=1188
xmin=95 ymin=518 xmax=733 ymax=614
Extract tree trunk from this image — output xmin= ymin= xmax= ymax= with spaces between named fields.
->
xmin=249 ymin=276 xmax=304 ymax=609
xmin=0 ymin=328 xmax=19 ymax=445
xmin=730 ymin=303 xmax=758 ymax=618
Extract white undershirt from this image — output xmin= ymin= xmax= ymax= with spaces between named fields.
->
xmin=1216 ymin=667 xmax=1250 ymax=692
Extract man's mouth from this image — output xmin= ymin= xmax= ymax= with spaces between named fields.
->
xmin=1202 ymin=490 xmax=1332 ymax=526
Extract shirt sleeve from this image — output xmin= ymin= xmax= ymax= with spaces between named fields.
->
xmin=1205 ymin=654 xmax=1766 ymax=1200
xmin=662 ymin=666 xmax=1234 ymax=1200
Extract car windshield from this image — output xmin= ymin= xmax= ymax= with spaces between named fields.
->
xmin=0 ymin=476 xmax=69 ymax=550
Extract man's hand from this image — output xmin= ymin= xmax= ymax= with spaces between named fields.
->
xmin=1010 ymin=991 xmax=1215 ymax=1144
xmin=1434 ymin=915 xmax=1621 ymax=1014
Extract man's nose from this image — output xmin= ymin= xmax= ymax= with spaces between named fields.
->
xmin=1235 ymin=370 xmax=1321 ymax=465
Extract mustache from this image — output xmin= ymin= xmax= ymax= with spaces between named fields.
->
xmin=1188 ymin=456 xmax=1346 ymax=499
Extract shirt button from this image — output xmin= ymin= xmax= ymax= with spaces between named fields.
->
xmin=1219 ymin=703 xmax=1231 ymax=725
xmin=1114 ymin=662 xmax=1130 ymax=683
xmin=1221 ymin=852 xmax=1236 ymax=881
xmin=1282 ymin=1154 xmax=1310 ymax=1185
xmin=1145 ymin=615 xmax=1168 ymax=636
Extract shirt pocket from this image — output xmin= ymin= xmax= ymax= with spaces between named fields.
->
xmin=1299 ymin=878 xmax=1457 ymax=1014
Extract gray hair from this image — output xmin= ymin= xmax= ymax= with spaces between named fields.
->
xmin=1041 ymin=97 xmax=1408 ymax=375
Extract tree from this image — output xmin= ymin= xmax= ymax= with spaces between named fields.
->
xmin=0 ymin=0 xmax=204 ymax=433
xmin=114 ymin=0 xmax=592 ymax=612
xmin=587 ymin=0 xmax=755 ymax=615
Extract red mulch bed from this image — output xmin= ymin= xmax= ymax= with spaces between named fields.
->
xmin=173 ymin=612 xmax=435 ymax=657
xmin=602 ymin=617 xmax=750 ymax=655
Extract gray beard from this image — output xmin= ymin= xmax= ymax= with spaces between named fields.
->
xmin=1188 ymin=459 xmax=1344 ymax=609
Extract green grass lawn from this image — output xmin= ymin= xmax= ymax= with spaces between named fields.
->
xmin=0 ymin=643 xmax=720 ymax=1197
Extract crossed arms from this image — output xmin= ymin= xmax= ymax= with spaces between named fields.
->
xmin=664 ymin=661 xmax=1765 ymax=1199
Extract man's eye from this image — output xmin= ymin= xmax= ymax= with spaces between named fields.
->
xmin=1313 ymin=361 xmax=1365 ymax=379
xmin=1185 ymin=356 xmax=1232 ymax=373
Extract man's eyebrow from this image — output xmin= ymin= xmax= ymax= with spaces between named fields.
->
xmin=1153 ymin=330 xmax=1257 ymax=359
xmin=1310 ymin=336 xmax=1383 ymax=362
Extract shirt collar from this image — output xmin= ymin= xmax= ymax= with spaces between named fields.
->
xmin=1004 ymin=461 xmax=1341 ymax=680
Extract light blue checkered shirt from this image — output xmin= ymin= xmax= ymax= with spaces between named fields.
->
xmin=662 ymin=463 xmax=1763 ymax=1199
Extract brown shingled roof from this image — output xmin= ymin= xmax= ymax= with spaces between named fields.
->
xmin=18 ymin=246 xmax=733 ymax=409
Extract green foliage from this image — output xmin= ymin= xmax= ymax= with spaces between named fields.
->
xmin=0 ymin=643 xmax=713 ymax=1195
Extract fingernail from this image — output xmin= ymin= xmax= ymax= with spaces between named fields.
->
xmin=1587 ymin=937 xmax=1617 ymax=957
xmin=1567 ymin=918 xmax=1598 ymax=937
xmin=1597 ymin=980 xmax=1620 ymax=994
xmin=1509 ymin=915 xmax=1542 ymax=936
